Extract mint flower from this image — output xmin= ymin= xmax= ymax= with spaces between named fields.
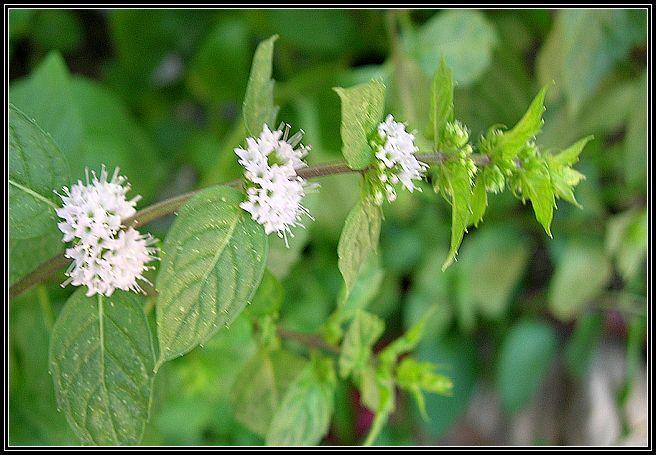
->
xmin=235 ymin=124 xmax=316 ymax=246
xmin=56 ymin=167 xmax=157 ymax=297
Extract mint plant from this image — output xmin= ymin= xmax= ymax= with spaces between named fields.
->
xmin=9 ymin=33 xmax=591 ymax=447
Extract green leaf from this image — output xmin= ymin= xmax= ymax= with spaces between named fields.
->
xmin=244 ymin=269 xmax=284 ymax=319
xmin=538 ymin=9 xmax=646 ymax=115
xmin=548 ymin=241 xmax=611 ymax=321
xmin=10 ymin=288 xmax=77 ymax=444
xmin=458 ymin=226 xmax=531 ymax=320
xmin=266 ymin=357 xmax=336 ymax=446
xmin=361 ymin=363 xmax=395 ymax=445
xmin=232 ymin=348 xmax=307 ymax=437
xmin=187 ymin=19 xmax=249 ymax=103
xmin=334 ymin=79 xmax=386 ymax=169
xmin=624 ymin=72 xmax=647 ymax=192
xmin=395 ymin=357 xmax=453 ymax=419
xmin=547 ymin=136 xmax=592 ymax=207
xmin=339 ymin=310 xmax=384 ymax=379
xmin=496 ymin=86 xmax=547 ymax=161
xmin=606 ymin=209 xmax=648 ymax=282
xmin=49 ymin=290 xmax=155 ymax=445
xmin=430 ymin=58 xmax=454 ymax=149
xmin=156 ymin=185 xmax=268 ymax=367
xmin=552 ymin=135 xmax=593 ymax=167
xmin=497 ymin=319 xmax=558 ymax=413
xmin=9 ymin=105 xmax=70 ymax=286
xmin=379 ymin=306 xmax=435 ymax=365
xmin=11 ymin=54 xmax=166 ymax=201
xmin=469 ymin=175 xmax=487 ymax=227
xmin=516 ymin=160 xmax=555 ymax=237
xmin=417 ymin=334 xmax=479 ymax=438
xmin=337 ymin=195 xmax=383 ymax=294
xmin=9 ymin=104 xmax=69 ymax=240
xmin=408 ymin=9 xmax=497 ymax=86
xmin=434 ymin=160 xmax=474 ymax=270
xmin=243 ymin=35 xmax=279 ymax=136
xmin=565 ymin=313 xmax=603 ymax=379
xmin=10 ymin=52 xmax=84 ymax=163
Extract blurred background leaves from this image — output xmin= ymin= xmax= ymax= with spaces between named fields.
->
xmin=9 ymin=8 xmax=647 ymax=446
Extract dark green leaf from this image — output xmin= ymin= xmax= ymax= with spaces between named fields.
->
xmin=156 ymin=186 xmax=268 ymax=367
xmin=497 ymin=319 xmax=557 ymax=413
xmin=9 ymin=104 xmax=69 ymax=240
xmin=49 ymin=290 xmax=155 ymax=445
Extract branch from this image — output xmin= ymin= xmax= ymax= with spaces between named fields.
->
xmin=9 ymin=153 xmax=490 ymax=299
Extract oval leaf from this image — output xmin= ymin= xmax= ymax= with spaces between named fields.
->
xmin=334 ymin=79 xmax=385 ymax=169
xmin=337 ymin=195 xmax=382 ymax=294
xmin=266 ymin=357 xmax=336 ymax=446
xmin=49 ymin=289 xmax=155 ymax=445
xmin=156 ymin=185 xmax=268 ymax=367
xmin=9 ymin=103 xmax=69 ymax=240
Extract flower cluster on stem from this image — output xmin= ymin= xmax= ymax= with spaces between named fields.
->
xmin=56 ymin=167 xmax=157 ymax=297
xmin=366 ymin=115 xmax=428 ymax=205
xmin=235 ymin=124 xmax=316 ymax=246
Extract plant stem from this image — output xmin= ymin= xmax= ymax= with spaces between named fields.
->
xmin=8 ymin=152 xmax=489 ymax=299
xmin=277 ymin=327 xmax=340 ymax=355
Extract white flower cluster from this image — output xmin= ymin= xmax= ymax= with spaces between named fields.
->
xmin=235 ymin=124 xmax=316 ymax=246
xmin=56 ymin=167 xmax=157 ymax=297
xmin=369 ymin=115 xmax=428 ymax=205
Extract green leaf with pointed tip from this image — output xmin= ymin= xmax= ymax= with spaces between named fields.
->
xmin=334 ymin=79 xmax=386 ymax=169
xmin=434 ymin=161 xmax=474 ymax=270
xmin=469 ymin=175 xmax=487 ymax=227
xmin=266 ymin=357 xmax=336 ymax=446
xmin=497 ymin=86 xmax=548 ymax=161
xmin=156 ymin=185 xmax=268 ymax=367
xmin=49 ymin=290 xmax=155 ymax=445
xmin=339 ymin=310 xmax=385 ymax=379
xmin=548 ymin=140 xmax=588 ymax=207
xmin=430 ymin=58 xmax=454 ymax=149
xmin=231 ymin=348 xmax=307 ymax=437
xmin=243 ymin=35 xmax=279 ymax=136
xmin=379 ymin=306 xmax=436 ymax=366
xmin=395 ymin=357 xmax=453 ymax=419
xmin=9 ymin=104 xmax=69 ymax=240
xmin=552 ymin=135 xmax=593 ymax=167
xmin=337 ymin=195 xmax=383 ymax=295
xmin=546 ymin=135 xmax=591 ymax=208
xmin=517 ymin=163 xmax=555 ymax=237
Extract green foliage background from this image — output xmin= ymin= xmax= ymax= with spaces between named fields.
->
xmin=9 ymin=8 xmax=647 ymax=445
